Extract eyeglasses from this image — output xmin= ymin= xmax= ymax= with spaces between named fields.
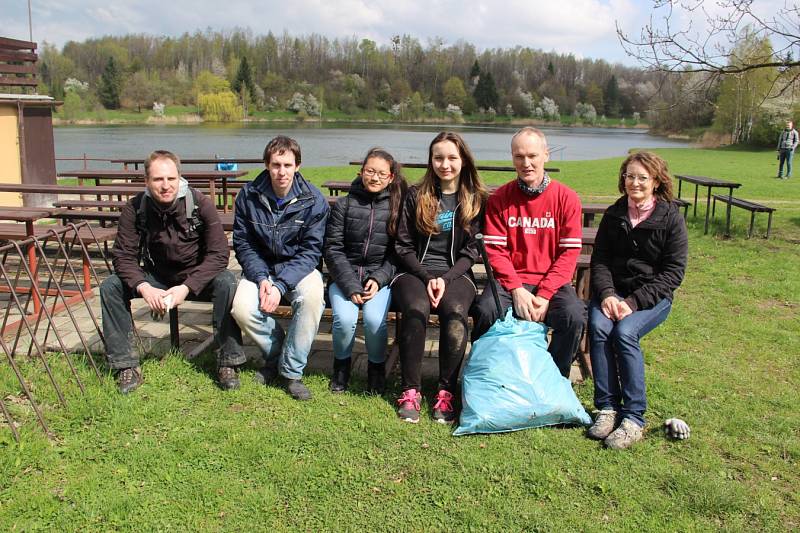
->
xmin=362 ymin=168 xmax=392 ymax=180
xmin=623 ymin=173 xmax=651 ymax=184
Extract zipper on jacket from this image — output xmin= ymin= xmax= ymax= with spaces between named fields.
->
xmin=360 ymin=200 xmax=376 ymax=280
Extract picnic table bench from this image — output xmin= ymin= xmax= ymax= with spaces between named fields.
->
xmin=675 ymin=174 xmax=741 ymax=234
xmin=711 ymin=194 xmax=776 ymax=238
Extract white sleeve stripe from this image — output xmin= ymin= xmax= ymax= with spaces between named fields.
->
xmin=559 ymin=243 xmax=583 ymax=248
xmin=483 ymin=234 xmax=506 ymax=240
xmin=560 ymin=238 xmax=582 ymax=243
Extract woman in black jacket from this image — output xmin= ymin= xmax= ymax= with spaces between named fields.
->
xmin=324 ymin=148 xmax=407 ymax=393
xmin=392 ymin=132 xmax=488 ymax=424
xmin=587 ymin=151 xmax=688 ymax=449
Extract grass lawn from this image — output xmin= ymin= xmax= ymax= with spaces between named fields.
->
xmin=2 ymin=148 xmax=799 ymax=531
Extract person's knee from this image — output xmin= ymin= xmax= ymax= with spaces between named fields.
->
xmin=100 ymin=274 xmax=124 ymax=300
xmin=362 ymin=309 xmax=387 ymax=334
xmin=231 ymin=280 xmax=259 ymax=324
xmin=294 ymin=271 xmax=325 ymax=309
xmin=553 ymin=296 xmax=585 ymax=333
xmin=611 ymin=322 xmax=640 ymax=347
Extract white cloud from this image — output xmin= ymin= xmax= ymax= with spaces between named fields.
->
xmin=4 ymin=0 xmax=652 ymax=64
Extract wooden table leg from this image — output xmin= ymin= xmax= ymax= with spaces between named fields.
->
xmin=724 ymin=187 xmax=734 ymax=237
xmin=766 ymin=212 xmax=773 ymax=239
xmin=703 ymin=186 xmax=712 ymax=234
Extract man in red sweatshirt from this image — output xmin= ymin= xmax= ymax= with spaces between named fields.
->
xmin=472 ymin=127 xmax=585 ymax=377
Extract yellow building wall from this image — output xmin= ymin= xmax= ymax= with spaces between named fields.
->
xmin=0 ymin=104 xmax=23 ymax=206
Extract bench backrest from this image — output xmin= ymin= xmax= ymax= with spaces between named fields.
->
xmin=0 ymin=37 xmax=38 ymax=91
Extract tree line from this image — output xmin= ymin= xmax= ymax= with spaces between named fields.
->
xmin=37 ymin=29 xmax=655 ymax=124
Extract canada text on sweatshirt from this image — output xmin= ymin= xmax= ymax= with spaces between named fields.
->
xmin=483 ymin=179 xmax=582 ymax=299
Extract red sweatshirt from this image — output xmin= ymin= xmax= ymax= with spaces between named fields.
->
xmin=483 ymin=179 xmax=582 ymax=299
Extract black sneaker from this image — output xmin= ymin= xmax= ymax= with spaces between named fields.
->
xmin=217 ymin=366 xmax=240 ymax=391
xmin=284 ymin=378 xmax=312 ymax=401
xmin=117 ymin=366 xmax=143 ymax=394
xmin=254 ymin=366 xmax=278 ymax=386
xmin=329 ymin=358 xmax=351 ymax=393
xmin=367 ymin=361 xmax=386 ymax=394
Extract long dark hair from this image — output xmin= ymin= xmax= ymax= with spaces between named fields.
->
xmin=359 ymin=147 xmax=407 ymax=237
xmin=415 ymin=131 xmax=488 ymax=235
xmin=618 ymin=151 xmax=674 ymax=202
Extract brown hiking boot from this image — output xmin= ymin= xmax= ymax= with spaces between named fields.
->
xmin=217 ymin=366 xmax=240 ymax=390
xmin=117 ymin=366 xmax=143 ymax=394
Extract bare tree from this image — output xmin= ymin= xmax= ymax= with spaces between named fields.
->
xmin=617 ymin=1 xmax=800 ymax=75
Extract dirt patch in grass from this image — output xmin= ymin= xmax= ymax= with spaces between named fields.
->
xmin=756 ymin=299 xmax=797 ymax=311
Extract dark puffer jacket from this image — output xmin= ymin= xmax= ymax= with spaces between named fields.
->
xmin=323 ymin=177 xmax=395 ymax=298
xmin=590 ymin=196 xmax=688 ymax=311
xmin=394 ymin=185 xmax=483 ymax=286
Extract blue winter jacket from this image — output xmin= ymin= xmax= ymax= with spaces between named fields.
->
xmin=233 ymin=169 xmax=329 ymax=295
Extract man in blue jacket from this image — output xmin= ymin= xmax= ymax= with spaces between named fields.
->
xmin=231 ymin=136 xmax=329 ymax=400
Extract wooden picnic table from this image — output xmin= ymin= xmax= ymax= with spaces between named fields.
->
xmin=111 ymin=157 xmax=264 ymax=170
xmin=0 ymin=182 xmax=242 ymax=213
xmin=347 ymin=161 xmax=560 ymax=174
xmin=674 ymin=174 xmax=741 ymax=234
xmin=57 ymin=169 xmax=247 ymax=212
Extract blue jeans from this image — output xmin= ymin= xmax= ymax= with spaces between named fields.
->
xmin=231 ymin=271 xmax=325 ymax=380
xmin=779 ymin=149 xmax=794 ymax=177
xmin=328 ymin=282 xmax=391 ymax=364
xmin=588 ymin=296 xmax=672 ymax=427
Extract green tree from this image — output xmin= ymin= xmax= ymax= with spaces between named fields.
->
xmin=604 ymin=75 xmax=620 ymax=117
xmin=442 ymin=77 xmax=467 ymax=108
xmin=474 ymin=71 xmax=499 ymax=110
xmin=713 ymin=31 xmax=777 ymax=144
xmin=97 ymin=56 xmax=122 ymax=109
xmin=232 ymin=56 xmax=256 ymax=117
xmin=198 ymin=91 xmax=242 ymax=122
xmin=585 ymin=82 xmax=604 ymax=114
xmin=193 ymin=71 xmax=230 ymax=104
xmin=122 ymin=71 xmax=155 ymax=112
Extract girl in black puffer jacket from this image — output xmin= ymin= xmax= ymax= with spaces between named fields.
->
xmin=323 ymin=148 xmax=407 ymax=393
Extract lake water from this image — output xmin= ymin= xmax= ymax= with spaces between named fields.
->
xmin=53 ymin=123 xmax=691 ymax=171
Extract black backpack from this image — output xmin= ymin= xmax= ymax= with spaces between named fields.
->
xmin=133 ymin=188 xmax=204 ymax=271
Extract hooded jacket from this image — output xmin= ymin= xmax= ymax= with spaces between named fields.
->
xmin=590 ymin=195 xmax=688 ymax=311
xmin=323 ymin=176 xmax=395 ymax=297
xmin=232 ymin=169 xmax=329 ymax=295
xmin=393 ymin=185 xmax=483 ymax=286
xmin=112 ymin=179 xmax=229 ymax=295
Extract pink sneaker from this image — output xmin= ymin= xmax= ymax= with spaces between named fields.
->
xmin=432 ymin=390 xmax=456 ymax=424
xmin=396 ymin=389 xmax=422 ymax=423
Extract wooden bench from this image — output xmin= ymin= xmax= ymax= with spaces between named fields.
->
xmin=175 ymin=254 xmax=595 ymax=381
xmin=711 ymin=194 xmax=776 ymax=238
xmin=0 ymin=37 xmax=38 ymax=90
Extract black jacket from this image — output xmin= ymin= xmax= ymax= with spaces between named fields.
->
xmin=394 ymin=185 xmax=483 ymax=286
xmin=323 ymin=177 xmax=395 ymax=297
xmin=590 ymin=196 xmax=688 ymax=311
xmin=112 ymin=186 xmax=229 ymax=296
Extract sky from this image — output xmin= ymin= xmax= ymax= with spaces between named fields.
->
xmin=1 ymin=0 xmax=791 ymax=66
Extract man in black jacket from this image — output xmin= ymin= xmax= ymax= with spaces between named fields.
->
xmin=100 ymin=150 xmax=245 ymax=393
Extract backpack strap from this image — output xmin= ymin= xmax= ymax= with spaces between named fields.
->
xmin=133 ymin=193 xmax=155 ymax=271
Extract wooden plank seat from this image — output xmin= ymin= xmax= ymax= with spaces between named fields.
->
xmin=711 ymin=194 xmax=776 ymax=238
xmin=172 ymin=250 xmax=595 ymax=381
xmin=54 ymin=200 xmax=128 ymax=210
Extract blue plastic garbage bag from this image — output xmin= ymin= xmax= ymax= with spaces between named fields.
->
xmin=215 ymin=162 xmax=238 ymax=171
xmin=453 ymin=309 xmax=591 ymax=435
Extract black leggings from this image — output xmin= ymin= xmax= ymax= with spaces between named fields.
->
xmin=391 ymin=272 xmax=476 ymax=392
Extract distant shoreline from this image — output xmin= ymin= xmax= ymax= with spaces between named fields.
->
xmin=53 ymin=114 xmax=651 ymax=131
